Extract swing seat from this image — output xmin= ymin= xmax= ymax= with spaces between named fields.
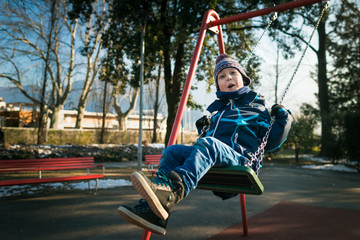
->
xmin=197 ymin=165 xmax=264 ymax=195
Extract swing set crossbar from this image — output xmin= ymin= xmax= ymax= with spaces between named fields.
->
xmin=207 ymin=0 xmax=325 ymax=28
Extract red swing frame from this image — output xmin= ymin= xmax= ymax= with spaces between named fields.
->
xmin=141 ymin=0 xmax=325 ymax=239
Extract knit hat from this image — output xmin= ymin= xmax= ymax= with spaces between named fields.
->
xmin=214 ymin=54 xmax=251 ymax=90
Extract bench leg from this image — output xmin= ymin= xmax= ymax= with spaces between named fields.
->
xmin=95 ymin=178 xmax=99 ymax=192
xmin=88 ymin=179 xmax=99 ymax=193
xmin=240 ymin=194 xmax=248 ymax=236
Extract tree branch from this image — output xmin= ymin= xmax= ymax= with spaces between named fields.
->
xmin=277 ymin=28 xmax=318 ymax=54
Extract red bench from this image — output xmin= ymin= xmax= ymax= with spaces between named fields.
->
xmin=0 ymin=157 xmax=105 ymax=192
xmin=144 ymin=155 xmax=161 ymax=175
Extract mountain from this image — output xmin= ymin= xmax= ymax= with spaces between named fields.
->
xmin=0 ymin=81 xmax=98 ymax=112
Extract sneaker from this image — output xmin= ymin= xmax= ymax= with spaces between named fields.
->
xmin=117 ymin=199 xmax=167 ymax=235
xmin=130 ymin=171 xmax=184 ymax=220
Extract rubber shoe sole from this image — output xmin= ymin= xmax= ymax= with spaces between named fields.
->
xmin=130 ymin=171 xmax=169 ymax=220
xmin=117 ymin=206 xmax=166 ymax=235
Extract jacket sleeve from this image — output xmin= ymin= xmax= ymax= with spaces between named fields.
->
xmin=264 ymin=108 xmax=293 ymax=152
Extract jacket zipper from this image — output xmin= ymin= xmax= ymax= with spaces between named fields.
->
xmin=211 ymin=100 xmax=233 ymax=137
xmin=211 ymin=110 xmax=225 ymax=137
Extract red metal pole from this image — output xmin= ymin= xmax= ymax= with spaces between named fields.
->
xmin=141 ymin=229 xmax=152 ymax=240
xmin=208 ymin=0 xmax=325 ymax=27
xmin=167 ymin=10 xmax=224 ymax=146
xmin=240 ymin=194 xmax=248 ymax=236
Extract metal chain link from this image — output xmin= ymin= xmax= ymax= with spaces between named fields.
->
xmin=247 ymin=1 xmax=330 ymax=175
xmin=243 ymin=12 xmax=278 ymax=64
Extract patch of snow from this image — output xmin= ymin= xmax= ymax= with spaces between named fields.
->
xmin=148 ymin=143 xmax=165 ymax=149
xmin=36 ymin=148 xmax=53 ymax=155
xmin=301 ymin=164 xmax=358 ymax=173
xmin=301 ymin=155 xmax=332 ymax=163
xmin=300 ymin=155 xmax=359 ymax=167
xmin=0 ymin=179 xmax=132 ymax=198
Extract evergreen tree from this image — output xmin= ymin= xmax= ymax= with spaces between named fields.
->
xmin=287 ymin=103 xmax=319 ymax=161
xmin=328 ymin=0 xmax=359 ymax=111
xmin=328 ymin=0 xmax=360 ymax=162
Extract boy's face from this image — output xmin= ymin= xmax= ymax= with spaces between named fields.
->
xmin=217 ymin=67 xmax=244 ymax=92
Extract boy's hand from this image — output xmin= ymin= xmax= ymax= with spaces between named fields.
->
xmin=271 ymin=104 xmax=285 ymax=119
xmin=195 ymin=115 xmax=210 ymax=129
xmin=196 ymin=115 xmax=210 ymax=137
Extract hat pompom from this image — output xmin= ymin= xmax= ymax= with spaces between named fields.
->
xmin=216 ymin=54 xmax=230 ymax=64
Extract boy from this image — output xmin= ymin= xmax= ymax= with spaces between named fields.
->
xmin=118 ymin=54 xmax=293 ymax=235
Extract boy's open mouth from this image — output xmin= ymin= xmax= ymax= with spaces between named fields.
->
xmin=228 ymin=83 xmax=235 ymax=89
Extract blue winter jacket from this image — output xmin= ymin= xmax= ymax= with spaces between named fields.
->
xmin=199 ymin=87 xmax=293 ymax=167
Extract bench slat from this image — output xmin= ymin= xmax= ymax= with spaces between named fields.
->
xmin=0 ymin=157 xmax=105 ymax=191
xmin=0 ymin=157 xmax=94 ymax=164
xmin=0 ymin=160 xmax=97 ymax=165
xmin=0 ymin=165 xmax=101 ymax=173
xmin=0 ymin=174 xmax=104 ymax=187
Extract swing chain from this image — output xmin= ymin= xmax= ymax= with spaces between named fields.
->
xmin=248 ymin=2 xmax=330 ymax=175
xmin=244 ymin=11 xmax=278 ymax=63
xmin=278 ymin=1 xmax=329 ymax=106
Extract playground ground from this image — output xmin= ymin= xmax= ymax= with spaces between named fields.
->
xmin=1 ymin=163 xmax=360 ymax=240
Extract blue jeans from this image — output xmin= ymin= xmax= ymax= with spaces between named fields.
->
xmin=158 ymin=137 xmax=246 ymax=196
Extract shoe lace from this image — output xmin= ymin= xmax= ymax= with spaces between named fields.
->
xmin=134 ymin=199 xmax=150 ymax=210
xmin=154 ymin=171 xmax=173 ymax=188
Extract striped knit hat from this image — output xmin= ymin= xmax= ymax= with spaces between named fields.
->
xmin=214 ymin=54 xmax=251 ymax=90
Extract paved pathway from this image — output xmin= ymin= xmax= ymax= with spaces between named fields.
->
xmin=0 ymin=165 xmax=359 ymax=240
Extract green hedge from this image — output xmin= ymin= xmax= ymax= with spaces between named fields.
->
xmin=1 ymin=127 xmax=197 ymax=145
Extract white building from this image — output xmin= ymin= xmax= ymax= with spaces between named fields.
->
xmin=60 ymin=110 xmax=167 ymax=131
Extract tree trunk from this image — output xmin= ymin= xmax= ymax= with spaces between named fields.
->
xmin=100 ymin=79 xmax=108 ymax=144
xmin=162 ymin=29 xmax=173 ymax=145
xmin=295 ymin=147 xmax=300 ymax=163
xmin=75 ymin=43 xmax=94 ymax=129
xmin=75 ymin=104 xmax=85 ymax=129
xmin=117 ymin=115 xmax=126 ymax=131
xmin=164 ymin=40 xmax=186 ymax=145
xmin=151 ymin=63 xmax=162 ymax=143
xmin=51 ymin=105 xmax=63 ymax=129
xmin=317 ymin=18 xmax=331 ymax=157
xmin=74 ymin=0 xmax=107 ymax=129
xmin=38 ymin=0 xmax=57 ymax=143
xmin=112 ymin=87 xmax=139 ymax=131
xmin=75 ymin=83 xmax=90 ymax=129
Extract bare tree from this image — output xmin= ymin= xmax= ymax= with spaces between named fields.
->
xmin=38 ymin=0 xmax=57 ymax=144
xmin=0 ymin=0 xmax=78 ymax=130
xmin=72 ymin=0 xmax=110 ymax=129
